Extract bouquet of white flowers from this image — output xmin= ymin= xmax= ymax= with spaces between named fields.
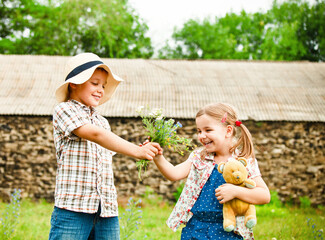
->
xmin=136 ymin=106 xmax=193 ymax=181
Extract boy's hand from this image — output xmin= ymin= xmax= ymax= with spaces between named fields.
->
xmin=140 ymin=139 xmax=163 ymax=155
xmin=139 ymin=142 xmax=162 ymax=160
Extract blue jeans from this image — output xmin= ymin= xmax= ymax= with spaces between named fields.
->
xmin=49 ymin=206 xmax=120 ymax=240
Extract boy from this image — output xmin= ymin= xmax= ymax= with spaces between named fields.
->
xmin=49 ymin=53 xmax=161 ymax=240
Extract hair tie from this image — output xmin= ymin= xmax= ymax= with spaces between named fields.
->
xmin=235 ymin=121 xmax=242 ymax=127
xmin=221 ymin=112 xmax=227 ymax=123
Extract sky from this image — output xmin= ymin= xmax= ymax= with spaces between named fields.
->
xmin=128 ymin=0 xmax=315 ymax=54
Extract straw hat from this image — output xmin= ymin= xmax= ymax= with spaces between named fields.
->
xmin=55 ymin=52 xmax=123 ymax=105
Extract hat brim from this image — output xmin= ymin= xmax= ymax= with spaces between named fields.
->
xmin=55 ymin=63 xmax=123 ymax=105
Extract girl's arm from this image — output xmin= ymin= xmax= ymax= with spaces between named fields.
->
xmin=215 ymin=176 xmax=271 ymax=205
xmin=73 ymin=123 xmax=161 ymax=160
xmin=153 ymin=154 xmax=192 ymax=181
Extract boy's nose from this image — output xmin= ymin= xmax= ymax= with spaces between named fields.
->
xmin=98 ymin=86 xmax=104 ymax=93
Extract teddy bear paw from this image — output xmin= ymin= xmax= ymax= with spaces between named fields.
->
xmin=224 ymin=225 xmax=235 ymax=232
xmin=246 ymin=219 xmax=256 ymax=229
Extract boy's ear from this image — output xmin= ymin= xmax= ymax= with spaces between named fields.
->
xmin=69 ymin=83 xmax=77 ymax=89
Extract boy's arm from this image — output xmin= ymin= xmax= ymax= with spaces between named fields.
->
xmin=153 ymin=154 xmax=192 ymax=181
xmin=73 ymin=123 xmax=160 ymax=160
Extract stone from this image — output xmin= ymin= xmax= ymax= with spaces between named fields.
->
xmin=0 ymin=116 xmax=324 ymax=207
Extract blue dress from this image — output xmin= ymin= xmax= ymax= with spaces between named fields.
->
xmin=181 ymin=165 xmax=243 ymax=240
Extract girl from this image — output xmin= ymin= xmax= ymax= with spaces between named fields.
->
xmin=153 ymin=103 xmax=270 ymax=240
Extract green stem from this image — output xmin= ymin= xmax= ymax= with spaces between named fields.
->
xmin=136 ymin=159 xmax=149 ymax=181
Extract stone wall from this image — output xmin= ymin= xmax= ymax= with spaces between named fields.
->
xmin=0 ymin=116 xmax=324 ymax=206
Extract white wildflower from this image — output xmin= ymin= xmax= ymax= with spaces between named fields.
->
xmin=156 ymin=114 xmax=164 ymax=120
xmin=149 ymin=108 xmax=163 ymax=117
xmin=167 ymin=118 xmax=175 ymax=125
xmin=136 ymin=106 xmax=145 ymax=114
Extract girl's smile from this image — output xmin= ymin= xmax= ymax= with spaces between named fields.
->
xmin=196 ymin=114 xmax=233 ymax=155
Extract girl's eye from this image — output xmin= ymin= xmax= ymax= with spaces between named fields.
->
xmin=92 ymin=82 xmax=98 ymax=85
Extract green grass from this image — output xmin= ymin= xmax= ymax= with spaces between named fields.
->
xmin=255 ymin=203 xmax=325 ymax=239
xmin=0 ymin=198 xmax=53 ymax=240
xmin=119 ymin=195 xmax=182 ymax=239
xmin=1 ymin=194 xmax=324 ymax=240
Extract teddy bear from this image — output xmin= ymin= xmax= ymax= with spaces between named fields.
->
xmin=217 ymin=157 xmax=257 ymax=232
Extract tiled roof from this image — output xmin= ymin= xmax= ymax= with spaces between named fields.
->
xmin=0 ymin=54 xmax=324 ymax=121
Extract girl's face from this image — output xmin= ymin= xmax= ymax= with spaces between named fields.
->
xmin=196 ymin=114 xmax=232 ymax=154
xmin=69 ymin=69 xmax=107 ymax=107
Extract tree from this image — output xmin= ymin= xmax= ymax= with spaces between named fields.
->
xmin=158 ymin=0 xmax=324 ymax=61
xmin=0 ymin=0 xmax=36 ymax=53
xmin=158 ymin=19 xmax=237 ymax=59
xmin=217 ymin=11 xmax=267 ymax=60
xmin=62 ymin=0 xmax=153 ymax=58
xmin=260 ymin=0 xmax=309 ymax=60
xmin=298 ymin=0 xmax=325 ymax=61
xmin=0 ymin=0 xmax=153 ymax=58
xmin=158 ymin=11 xmax=267 ymax=60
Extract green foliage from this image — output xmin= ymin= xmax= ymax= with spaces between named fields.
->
xmin=269 ymin=190 xmax=284 ymax=208
xmin=0 ymin=198 xmax=53 ymax=240
xmin=256 ymin=191 xmax=288 ymax=218
xmin=173 ymin=181 xmax=185 ymax=202
xmin=299 ymin=196 xmax=312 ymax=208
xmin=0 ymin=189 xmax=21 ymax=240
xmin=119 ymin=197 xmax=143 ymax=240
xmin=2 ymin=0 xmax=323 ymax=60
xmin=261 ymin=0 xmax=309 ymax=60
xmin=158 ymin=18 xmax=237 ymax=59
xmin=158 ymin=0 xmax=325 ymax=61
xmin=306 ymin=218 xmax=324 ymax=240
xmin=135 ymin=106 xmax=194 ymax=180
xmin=1 ymin=194 xmax=325 ymax=240
xmin=298 ymin=0 xmax=325 ymax=61
xmin=0 ymin=0 xmax=153 ymax=58
xmin=254 ymin=192 xmax=325 ymax=239
xmin=255 ymin=122 xmax=263 ymax=128
xmin=254 ymin=205 xmax=325 ymax=239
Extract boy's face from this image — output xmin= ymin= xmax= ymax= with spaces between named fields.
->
xmin=69 ymin=69 xmax=108 ymax=107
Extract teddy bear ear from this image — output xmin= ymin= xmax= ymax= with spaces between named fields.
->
xmin=217 ymin=162 xmax=225 ymax=173
xmin=238 ymin=157 xmax=247 ymax=167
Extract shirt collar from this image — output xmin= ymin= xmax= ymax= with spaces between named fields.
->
xmin=203 ymin=149 xmax=239 ymax=161
xmin=69 ymin=99 xmax=98 ymax=116
xmin=205 ymin=151 xmax=215 ymax=161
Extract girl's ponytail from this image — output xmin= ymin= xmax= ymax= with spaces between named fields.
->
xmin=230 ymin=122 xmax=255 ymax=160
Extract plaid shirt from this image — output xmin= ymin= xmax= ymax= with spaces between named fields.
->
xmin=53 ymin=99 xmax=118 ymax=217
xmin=167 ymin=148 xmax=261 ymax=240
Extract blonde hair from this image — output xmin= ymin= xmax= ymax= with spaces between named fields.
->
xmin=196 ymin=103 xmax=255 ymax=159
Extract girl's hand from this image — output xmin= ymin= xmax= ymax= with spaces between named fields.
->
xmin=215 ymin=183 xmax=238 ymax=204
